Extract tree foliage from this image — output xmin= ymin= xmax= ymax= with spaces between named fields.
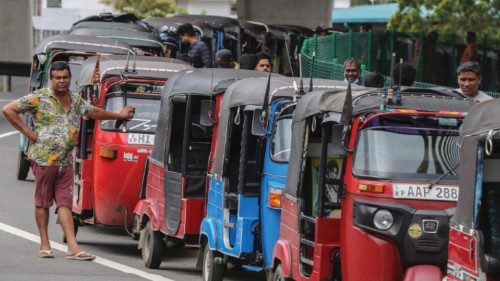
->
xmin=100 ymin=0 xmax=186 ymax=18
xmin=388 ymin=0 xmax=500 ymax=47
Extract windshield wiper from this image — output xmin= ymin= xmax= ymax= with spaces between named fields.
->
xmin=428 ymin=163 xmax=459 ymax=189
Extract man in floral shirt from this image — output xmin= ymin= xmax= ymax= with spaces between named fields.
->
xmin=2 ymin=61 xmax=135 ymax=260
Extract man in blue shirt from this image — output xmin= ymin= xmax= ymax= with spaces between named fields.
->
xmin=176 ymin=23 xmax=211 ymax=68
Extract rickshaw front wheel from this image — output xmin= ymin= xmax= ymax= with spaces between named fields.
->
xmin=142 ymin=221 xmax=165 ymax=269
xmin=202 ymin=245 xmax=225 ymax=281
xmin=272 ymin=264 xmax=292 ymax=281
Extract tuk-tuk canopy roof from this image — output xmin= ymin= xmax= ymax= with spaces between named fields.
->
xmin=70 ymin=21 xmax=152 ymax=33
xmin=452 ymin=99 xmax=500 ymax=231
xmin=171 ymin=15 xmax=241 ymax=35
xmin=240 ymin=21 xmax=268 ymax=43
xmin=72 ymin=13 xmax=155 ymax=33
xmin=77 ymin=55 xmax=192 ymax=86
xmin=161 ymin=68 xmax=272 ymax=98
xmin=459 ymin=99 xmax=500 ymax=139
xmin=143 ymin=16 xmax=214 ymax=38
xmin=68 ymin=28 xmax=164 ymax=50
xmin=151 ymin=68 xmax=272 ymax=165
xmin=33 ymin=34 xmax=134 ymax=56
xmin=212 ymin=77 xmax=345 ymax=177
xmin=292 ymin=86 xmax=476 ymax=123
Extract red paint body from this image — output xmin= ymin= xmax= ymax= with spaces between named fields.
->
xmin=72 ymin=77 xmax=166 ymax=227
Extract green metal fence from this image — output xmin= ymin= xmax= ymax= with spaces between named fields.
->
xmin=301 ymin=30 xmax=499 ymax=97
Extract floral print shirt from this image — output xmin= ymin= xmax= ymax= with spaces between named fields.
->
xmin=16 ymin=87 xmax=95 ymax=166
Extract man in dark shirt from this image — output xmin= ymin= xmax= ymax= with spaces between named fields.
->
xmin=176 ymin=23 xmax=211 ymax=68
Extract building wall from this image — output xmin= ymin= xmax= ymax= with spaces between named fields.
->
xmin=236 ymin=0 xmax=333 ymax=28
xmin=0 ymin=0 xmax=32 ymax=63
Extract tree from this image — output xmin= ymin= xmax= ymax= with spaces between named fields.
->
xmin=350 ymin=0 xmax=396 ymax=5
xmin=100 ymin=0 xmax=186 ymax=18
xmin=388 ymin=0 xmax=500 ymax=47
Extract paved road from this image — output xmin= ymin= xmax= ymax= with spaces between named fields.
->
xmin=0 ymin=91 xmax=265 ymax=281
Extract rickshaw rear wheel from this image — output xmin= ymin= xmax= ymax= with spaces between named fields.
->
xmin=17 ymin=151 xmax=30 ymax=181
xmin=142 ymin=221 xmax=165 ymax=269
xmin=202 ymin=245 xmax=225 ymax=281
xmin=272 ymin=264 xmax=291 ymax=281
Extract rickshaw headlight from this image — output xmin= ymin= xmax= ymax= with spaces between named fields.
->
xmin=373 ymin=209 xmax=394 ymax=230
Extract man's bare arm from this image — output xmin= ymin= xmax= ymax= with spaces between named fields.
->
xmin=88 ymin=105 xmax=135 ymax=120
xmin=1 ymin=101 xmax=38 ymax=141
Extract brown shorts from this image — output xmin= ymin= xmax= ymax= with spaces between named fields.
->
xmin=32 ymin=162 xmax=73 ymax=210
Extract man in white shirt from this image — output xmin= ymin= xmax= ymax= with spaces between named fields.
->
xmin=456 ymin=61 xmax=493 ymax=102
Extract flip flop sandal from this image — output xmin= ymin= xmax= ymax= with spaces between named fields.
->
xmin=39 ymin=250 xmax=54 ymax=258
xmin=66 ymin=251 xmax=96 ymax=261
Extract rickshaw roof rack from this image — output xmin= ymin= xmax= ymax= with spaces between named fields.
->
xmin=77 ymin=55 xmax=192 ymax=86
xmin=33 ymin=34 xmax=135 ymax=56
xmin=72 ymin=12 xmax=156 ymax=33
xmin=162 ymin=68 xmax=272 ymax=98
xmin=293 ymin=86 xmax=477 ymax=122
xmin=459 ymin=98 xmax=500 ymax=139
xmin=68 ymin=28 xmax=164 ymax=50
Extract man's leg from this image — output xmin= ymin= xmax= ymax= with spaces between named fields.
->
xmin=35 ymin=207 xmax=51 ymax=251
xmin=57 ymin=206 xmax=80 ymax=254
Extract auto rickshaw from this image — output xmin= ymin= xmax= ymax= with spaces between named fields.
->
xmin=132 ymin=68 xmax=271 ymax=269
xmin=446 ymin=99 xmax=500 ymax=281
xmin=199 ymin=76 xmax=345 ymax=281
xmin=271 ymin=86 xmax=477 ymax=281
xmin=72 ymin=55 xmax=192 ymax=232
xmin=17 ymin=34 xmax=134 ymax=180
xmin=240 ymin=20 xmax=268 ymax=54
xmin=268 ymin=25 xmax=313 ymax=76
xmin=69 ymin=27 xmax=165 ymax=56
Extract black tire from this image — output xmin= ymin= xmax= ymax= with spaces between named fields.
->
xmin=272 ymin=264 xmax=291 ymax=281
xmin=141 ymin=221 xmax=165 ymax=269
xmin=17 ymin=151 xmax=30 ymax=181
xmin=202 ymin=245 xmax=225 ymax=281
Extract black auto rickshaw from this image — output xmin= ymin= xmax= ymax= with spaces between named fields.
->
xmin=447 ymin=99 xmax=500 ymax=281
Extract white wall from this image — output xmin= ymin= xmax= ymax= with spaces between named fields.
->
xmin=177 ymin=0 xmax=236 ymax=17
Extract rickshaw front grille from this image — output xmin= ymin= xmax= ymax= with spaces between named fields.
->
xmin=417 ymin=239 xmax=440 ymax=249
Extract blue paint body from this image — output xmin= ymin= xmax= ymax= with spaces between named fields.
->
xmin=200 ymin=99 xmax=294 ymax=271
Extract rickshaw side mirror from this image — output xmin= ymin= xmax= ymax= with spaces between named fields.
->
xmin=200 ymin=100 xmax=215 ymax=127
xmin=251 ymin=108 xmax=266 ymax=137
xmin=30 ymin=69 xmax=43 ymax=88
xmin=330 ymin=124 xmax=348 ymax=156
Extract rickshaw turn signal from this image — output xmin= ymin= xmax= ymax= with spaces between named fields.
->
xmin=99 ymin=147 xmax=118 ymax=159
xmin=358 ymin=183 xmax=385 ymax=193
xmin=268 ymin=188 xmax=283 ymax=208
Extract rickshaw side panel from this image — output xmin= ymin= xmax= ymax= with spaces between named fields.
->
xmin=134 ymin=158 xmax=165 ymax=231
xmin=91 ymin=131 xmax=152 ymax=226
xmin=279 ymin=195 xmax=301 ymax=279
xmin=73 ymin=158 xmax=94 ymax=214
xmin=447 ymin=227 xmax=479 ymax=279
xmin=174 ymin=197 xmax=204 ymax=238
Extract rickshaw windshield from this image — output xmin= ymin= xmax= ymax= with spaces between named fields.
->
xmin=271 ymin=104 xmax=295 ymax=162
xmin=353 ymin=115 xmax=462 ymax=180
xmin=100 ymin=83 xmax=163 ymax=133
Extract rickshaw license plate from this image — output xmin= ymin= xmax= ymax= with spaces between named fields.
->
xmin=392 ymin=184 xmax=459 ymax=201
xmin=128 ymin=133 xmax=155 ymax=145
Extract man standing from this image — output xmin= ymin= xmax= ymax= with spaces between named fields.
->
xmin=2 ymin=61 xmax=135 ymax=260
xmin=342 ymin=58 xmax=362 ymax=85
xmin=456 ymin=61 xmax=492 ymax=102
xmin=176 ymin=23 xmax=211 ymax=68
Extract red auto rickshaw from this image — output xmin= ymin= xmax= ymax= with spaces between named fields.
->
xmin=446 ymin=99 xmax=500 ymax=281
xmin=132 ymin=69 xmax=271 ymax=268
xmin=72 ymin=55 xmax=192 ymax=233
xmin=271 ymin=87 xmax=476 ymax=281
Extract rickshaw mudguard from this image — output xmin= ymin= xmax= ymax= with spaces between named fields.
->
xmin=200 ymin=217 xmax=218 ymax=250
xmin=403 ymin=265 xmax=443 ymax=281
xmin=272 ymin=239 xmax=293 ymax=278
xmin=133 ymin=198 xmax=161 ymax=231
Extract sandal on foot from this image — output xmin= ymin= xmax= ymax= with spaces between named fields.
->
xmin=66 ymin=251 xmax=96 ymax=261
xmin=39 ymin=250 xmax=54 ymax=258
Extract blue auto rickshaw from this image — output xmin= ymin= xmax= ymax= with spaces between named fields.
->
xmin=199 ymin=76 xmax=345 ymax=281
